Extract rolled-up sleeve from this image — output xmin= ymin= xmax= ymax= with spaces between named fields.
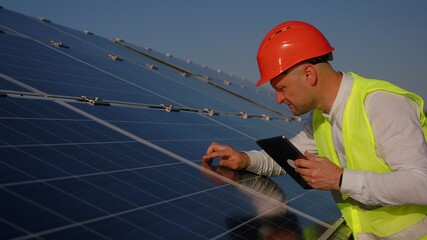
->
xmin=244 ymin=150 xmax=285 ymax=176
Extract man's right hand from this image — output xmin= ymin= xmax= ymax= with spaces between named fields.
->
xmin=202 ymin=142 xmax=251 ymax=170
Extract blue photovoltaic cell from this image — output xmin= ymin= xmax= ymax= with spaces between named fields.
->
xmin=0 ymin=7 xmax=342 ymax=239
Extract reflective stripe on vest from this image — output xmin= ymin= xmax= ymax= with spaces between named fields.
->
xmin=312 ymin=72 xmax=427 ymax=238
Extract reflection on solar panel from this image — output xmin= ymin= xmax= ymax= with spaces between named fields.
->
xmin=0 ymin=7 xmax=344 ymax=240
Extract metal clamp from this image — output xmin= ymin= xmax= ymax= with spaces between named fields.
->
xmin=107 ymin=54 xmax=123 ymax=61
xmin=203 ymin=108 xmax=216 ymax=116
xmin=78 ymin=96 xmax=110 ymax=106
xmin=261 ymin=114 xmax=270 ymax=121
xmin=160 ymin=104 xmax=175 ymax=112
xmin=49 ymin=41 xmax=70 ymax=49
xmin=239 ymin=112 xmax=249 ymax=119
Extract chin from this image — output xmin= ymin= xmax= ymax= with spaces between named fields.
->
xmin=291 ymin=109 xmax=308 ymax=116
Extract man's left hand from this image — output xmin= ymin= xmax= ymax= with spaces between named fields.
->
xmin=294 ymin=151 xmax=343 ymax=190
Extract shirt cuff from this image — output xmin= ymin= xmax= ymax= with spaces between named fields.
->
xmin=341 ymin=168 xmax=365 ymax=195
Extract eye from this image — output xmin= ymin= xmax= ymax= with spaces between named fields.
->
xmin=275 ymin=87 xmax=285 ymax=94
xmin=278 ymin=86 xmax=286 ymax=91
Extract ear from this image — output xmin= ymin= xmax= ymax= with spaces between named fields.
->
xmin=303 ymin=64 xmax=317 ymax=86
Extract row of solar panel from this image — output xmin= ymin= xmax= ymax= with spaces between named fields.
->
xmin=0 ymin=7 xmax=341 ymax=239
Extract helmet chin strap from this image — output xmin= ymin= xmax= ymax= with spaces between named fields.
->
xmin=306 ymin=53 xmax=334 ymax=65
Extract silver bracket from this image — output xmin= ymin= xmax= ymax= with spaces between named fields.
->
xmin=145 ymin=64 xmax=158 ymax=70
xmin=160 ymin=104 xmax=179 ymax=112
xmin=77 ymin=96 xmax=110 ymax=106
xmin=239 ymin=112 xmax=249 ymax=119
xmin=261 ymin=114 xmax=270 ymax=121
xmin=49 ymin=41 xmax=70 ymax=49
xmin=107 ymin=54 xmax=123 ymax=61
xmin=203 ymin=108 xmax=217 ymax=116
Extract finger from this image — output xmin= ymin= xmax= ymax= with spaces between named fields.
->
xmin=294 ymin=158 xmax=311 ymax=168
xmin=202 ymin=150 xmax=230 ymax=161
xmin=205 ymin=142 xmax=219 ymax=155
xmin=206 ymin=142 xmax=230 ymax=155
xmin=295 ymin=166 xmax=310 ymax=177
xmin=219 ymin=159 xmax=230 ymax=168
xmin=203 ymin=142 xmax=226 ymax=160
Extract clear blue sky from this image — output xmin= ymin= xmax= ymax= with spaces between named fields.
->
xmin=2 ymin=0 xmax=427 ymax=106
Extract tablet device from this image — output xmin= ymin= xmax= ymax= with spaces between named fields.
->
xmin=256 ymin=136 xmax=312 ymax=189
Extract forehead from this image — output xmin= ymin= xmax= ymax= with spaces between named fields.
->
xmin=270 ymin=73 xmax=286 ymax=88
xmin=269 ymin=62 xmax=307 ymax=88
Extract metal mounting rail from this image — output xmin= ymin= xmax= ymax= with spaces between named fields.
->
xmin=0 ymin=90 xmax=302 ymax=122
xmin=114 ymin=40 xmax=288 ymax=118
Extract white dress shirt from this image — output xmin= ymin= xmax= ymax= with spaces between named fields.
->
xmin=245 ymin=72 xmax=427 ymax=206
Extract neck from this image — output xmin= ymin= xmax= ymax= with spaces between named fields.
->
xmin=316 ymin=66 xmax=342 ymax=114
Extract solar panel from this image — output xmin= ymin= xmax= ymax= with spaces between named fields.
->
xmin=0 ymin=7 xmax=343 ymax=239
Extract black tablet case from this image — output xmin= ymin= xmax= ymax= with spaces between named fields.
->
xmin=256 ymin=136 xmax=312 ymax=189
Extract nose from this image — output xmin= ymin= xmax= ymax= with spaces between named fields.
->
xmin=275 ymin=90 xmax=285 ymax=104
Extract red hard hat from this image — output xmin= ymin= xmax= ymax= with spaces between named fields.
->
xmin=256 ymin=21 xmax=334 ymax=86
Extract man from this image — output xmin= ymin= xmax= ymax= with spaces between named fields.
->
xmin=202 ymin=21 xmax=427 ymax=239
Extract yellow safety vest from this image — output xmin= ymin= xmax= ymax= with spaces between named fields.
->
xmin=312 ymin=72 xmax=427 ymax=238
